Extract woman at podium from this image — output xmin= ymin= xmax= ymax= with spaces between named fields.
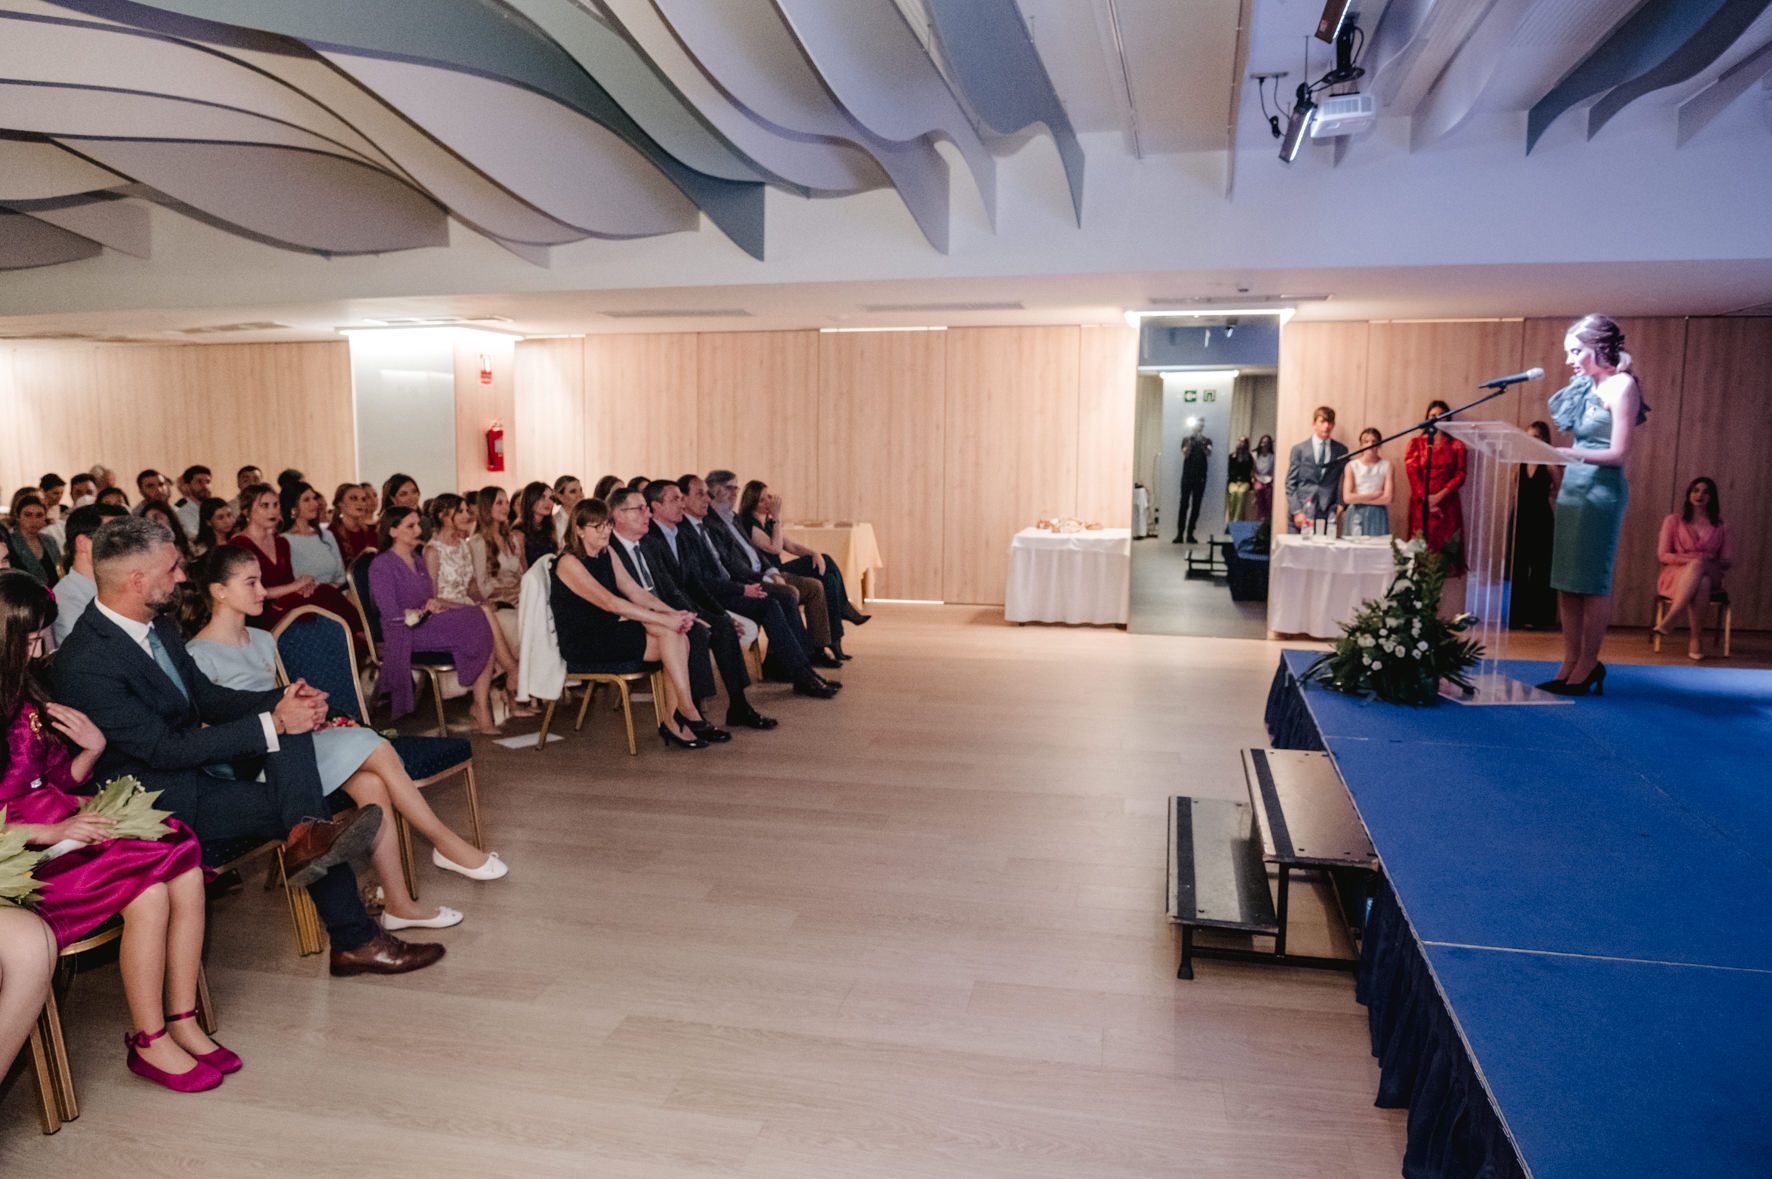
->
xmin=1541 ymin=315 xmax=1648 ymax=697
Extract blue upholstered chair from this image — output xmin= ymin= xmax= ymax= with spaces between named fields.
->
xmin=346 ymin=550 xmax=456 ymax=736
xmin=272 ymin=605 xmax=482 ymax=900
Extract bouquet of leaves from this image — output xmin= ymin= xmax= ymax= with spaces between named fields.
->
xmin=0 ymin=809 xmax=48 ymax=909
xmin=1304 ymin=539 xmax=1483 ymax=706
xmin=76 ymin=775 xmax=177 ymax=841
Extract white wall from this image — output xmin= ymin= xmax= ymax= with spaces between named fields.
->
xmin=1157 ymin=370 xmax=1236 ymax=540
xmin=349 ymin=329 xmax=459 ymax=503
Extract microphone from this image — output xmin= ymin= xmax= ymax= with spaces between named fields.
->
xmin=1479 ymin=367 xmax=1545 ymax=389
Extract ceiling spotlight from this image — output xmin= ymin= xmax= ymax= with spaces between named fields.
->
xmin=1280 ymin=84 xmax=1316 ymax=162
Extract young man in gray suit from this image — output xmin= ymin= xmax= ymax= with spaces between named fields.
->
xmin=1284 ymin=405 xmax=1348 ymax=533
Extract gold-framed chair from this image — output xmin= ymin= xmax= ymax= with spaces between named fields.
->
xmin=1651 ymin=591 xmax=1732 ymax=657
xmin=206 ymin=837 xmax=325 ymax=956
xmin=347 ymin=551 xmax=455 ymax=736
xmin=537 ymin=663 xmax=666 ymax=756
xmin=274 ymin=605 xmax=483 ymax=900
xmin=31 ymin=921 xmax=216 ymax=1132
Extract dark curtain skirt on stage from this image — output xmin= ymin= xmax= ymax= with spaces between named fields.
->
xmin=1266 ymin=660 xmax=1526 ymax=1179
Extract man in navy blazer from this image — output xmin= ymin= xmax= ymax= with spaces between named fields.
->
xmin=1285 ymin=405 xmax=1349 ymax=532
xmin=53 ymin=516 xmax=442 ymax=976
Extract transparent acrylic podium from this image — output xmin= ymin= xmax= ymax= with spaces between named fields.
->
xmin=1435 ymin=420 xmax=1572 ymax=706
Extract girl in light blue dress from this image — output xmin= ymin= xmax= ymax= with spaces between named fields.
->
xmin=186 ymin=549 xmax=510 ymax=931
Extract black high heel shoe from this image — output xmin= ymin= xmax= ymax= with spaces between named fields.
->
xmin=657 ymin=722 xmax=708 ymax=750
xmin=1535 ymin=676 xmax=1569 ymax=692
xmin=844 ymin=609 xmax=871 ymax=626
xmin=1573 ymin=662 xmax=1606 ymax=696
xmin=676 ymin=710 xmax=730 ymax=743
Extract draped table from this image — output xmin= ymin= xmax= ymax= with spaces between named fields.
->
xmin=1267 ymin=534 xmax=1395 ymax=638
xmin=1004 ymin=527 xmax=1130 ymax=626
xmin=786 ymin=522 xmax=883 ymax=607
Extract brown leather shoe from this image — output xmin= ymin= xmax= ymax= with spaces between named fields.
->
xmin=328 ymin=932 xmax=446 ymax=977
xmin=284 ymin=805 xmax=382 ymax=888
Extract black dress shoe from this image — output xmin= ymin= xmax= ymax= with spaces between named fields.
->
xmin=843 ymin=610 xmax=871 ymax=626
xmin=831 ymin=643 xmax=853 ymax=662
xmin=727 ymin=708 xmax=779 ymax=730
xmin=657 ymin=723 xmax=709 ymax=750
xmin=813 ymin=675 xmax=842 ymax=691
xmin=793 ymin=680 xmax=838 ymax=699
xmin=812 ymin=651 xmax=843 ymax=670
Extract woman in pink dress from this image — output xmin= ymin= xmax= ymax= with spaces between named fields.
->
xmin=0 ymin=571 xmax=239 ymax=1092
xmin=1653 ymin=477 xmax=1733 ymax=660
xmin=369 ymin=507 xmax=499 ymax=733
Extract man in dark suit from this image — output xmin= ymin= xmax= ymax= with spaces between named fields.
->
xmin=701 ymin=470 xmax=839 ymax=667
xmin=52 ymin=516 xmax=443 ymax=977
xmin=676 ymin=475 xmax=843 ymax=698
xmin=1285 ymin=405 xmax=1349 ymax=533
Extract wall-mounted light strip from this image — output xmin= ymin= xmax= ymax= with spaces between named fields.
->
xmin=817 ymin=325 xmax=950 ymax=333
xmin=1124 ymin=307 xmax=1295 ymax=327
xmin=1137 ymin=367 xmax=1243 ymax=378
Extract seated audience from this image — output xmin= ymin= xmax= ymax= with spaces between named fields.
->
xmin=381 ymin=473 xmax=424 ymax=540
xmin=514 ymin=481 xmax=557 ymax=568
xmin=426 ymin=494 xmax=534 ymax=717
xmin=1285 ymin=407 xmax=1347 ymax=533
xmin=1341 ymin=428 xmax=1394 ymax=537
xmin=275 ymin=469 xmax=304 ymax=494
xmin=134 ymin=469 xmax=171 ymax=515
xmin=359 ymin=481 xmax=380 ymax=522
xmin=172 ymin=465 xmax=211 ymax=538
xmin=68 ymin=472 xmax=98 ymax=509
xmin=675 ymin=473 xmax=837 ymax=699
xmin=192 ymin=497 xmax=234 ymax=557
xmin=1654 ymin=476 xmax=1734 ymax=660
xmin=91 ymin=465 xmax=118 ymax=492
xmin=138 ymin=499 xmax=194 ymax=561
xmin=97 ymin=486 xmax=130 ymax=509
xmin=225 ymin=465 xmax=262 ymax=517
xmin=553 ymin=499 xmax=711 ymax=749
xmin=187 ymin=548 xmax=506 ymax=914
xmin=0 ymin=569 xmax=235 ymax=1092
xmin=6 ymin=495 xmax=59 ymax=583
xmin=0 ymin=907 xmax=54 ymax=1081
xmin=704 ymin=469 xmax=837 ymax=668
xmin=552 ymin=474 xmax=583 ymax=549
xmin=281 ymin=481 xmax=347 ymax=588
xmin=370 ymin=506 xmax=500 ymax=734
xmin=469 ymin=486 xmax=524 ymax=609
xmin=740 ymin=479 xmax=868 ymax=658
xmin=38 ymin=474 xmax=69 ymax=548
xmin=591 ymin=475 xmax=624 ymax=503
xmin=50 ymin=503 xmax=128 ymax=643
xmin=329 ymin=482 xmax=378 ymax=567
xmin=231 ymin=483 xmax=363 ymax=641
xmin=626 ymin=475 xmax=651 ymax=495
xmin=51 ymin=516 xmax=441 ymax=978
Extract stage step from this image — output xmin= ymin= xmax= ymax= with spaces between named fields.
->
xmin=1242 ymin=749 xmax=1378 ymax=870
xmin=1166 ymin=796 xmax=1279 ymax=980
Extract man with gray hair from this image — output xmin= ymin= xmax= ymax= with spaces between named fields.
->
xmin=702 ymin=470 xmax=839 ymax=668
xmin=53 ymin=516 xmax=444 ymax=976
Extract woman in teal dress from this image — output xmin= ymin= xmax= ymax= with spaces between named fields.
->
xmin=185 ymin=548 xmax=510 ymax=932
xmin=1541 ymin=315 xmax=1648 ymax=697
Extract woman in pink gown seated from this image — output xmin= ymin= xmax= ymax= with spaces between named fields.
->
xmin=0 ymin=571 xmax=239 ymax=1092
xmin=368 ymin=506 xmax=499 ymax=733
xmin=1654 ymin=476 xmax=1733 ymax=660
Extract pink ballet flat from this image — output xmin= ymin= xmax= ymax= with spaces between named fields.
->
xmin=125 ymin=1025 xmax=224 ymax=1092
xmin=168 ymin=1008 xmax=243 ymax=1074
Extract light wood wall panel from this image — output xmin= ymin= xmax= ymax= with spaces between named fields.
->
xmin=816 ymin=329 xmax=946 ymax=601
xmin=583 ymin=333 xmax=700 ymax=485
xmin=697 ymin=331 xmax=821 ymax=517
xmin=1074 ymin=324 xmax=1137 ymax=530
xmin=453 ymin=335 xmax=516 ymax=494
xmin=1277 ymin=321 xmax=1369 ymax=469
xmin=942 ymin=326 xmax=1081 ymax=604
xmin=513 ymin=338 xmax=584 ymax=490
xmin=0 ymin=341 xmax=354 ymax=499
xmin=1670 ymin=318 xmax=1772 ymax=627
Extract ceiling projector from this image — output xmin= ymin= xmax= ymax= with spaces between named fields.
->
xmin=1309 ymin=93 xmax=1376 ymax=138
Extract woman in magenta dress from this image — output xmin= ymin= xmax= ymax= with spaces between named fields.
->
xmin=1404 ymin=399 xmax=1468 ymax=576
xmin=1653 ymin=476 xmax=1733 ymax=661
xmin=369 ymin=506 xmax=499 ymax=733
xmin=0 ymin=571 xmax=239 ymax=1092
xmin=228 ymin=483 xmax=364 ymax=648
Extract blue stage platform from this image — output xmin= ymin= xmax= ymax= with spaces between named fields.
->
xmin=1267 ymin=652 xmax=1772 ymax=1179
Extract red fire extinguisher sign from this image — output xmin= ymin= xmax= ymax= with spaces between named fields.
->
xmin=479 ymin=353 xmax=493 ymax=385
xmin=486 ymin=420 xmax=505 ymax=472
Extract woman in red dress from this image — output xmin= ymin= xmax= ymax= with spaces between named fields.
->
xmin=1404 ymin=399 xmax=1467 ymax=576
xmin=229 ymin=483 xmax=364 ymax=647
xmin=0 ymin=571 xmax=238 ymax=1091
xmin=329 ymin=482 xmax=378 ymax=568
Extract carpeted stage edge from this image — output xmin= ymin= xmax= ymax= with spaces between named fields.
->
xmin=1266 ymin=652 xmax=1772 ymax=1179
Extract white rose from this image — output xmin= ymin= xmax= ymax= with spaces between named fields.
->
xmin=1372 ymin=660 xmax=1382 ymax=669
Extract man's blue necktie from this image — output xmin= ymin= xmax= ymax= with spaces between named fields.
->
xmin=146 ymin=626 xmax=190 ymax=703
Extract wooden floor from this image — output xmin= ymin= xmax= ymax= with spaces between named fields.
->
xmin=3 ymin=607 xmax=1416 ymax=1176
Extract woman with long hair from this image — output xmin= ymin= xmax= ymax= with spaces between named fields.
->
xmin=329 ymin=482 xmax=378 ymax=567
xmin=469 ymin=485 xmax=523 ymax=609
xmin=1540 ymin=314 xmax=1649 ymax=695
xmin=137 ymin=500 xmax=193 ymax=562
xmin=1225 ymin=438 xmax=1254 ymax=524
xmin=280 ymin=481 xmax=347 ymax=588
xmin=186 ymin=548 xmax=506 ymax=904
xmin=5 ymin=494 xmax=60 ymax=583
xmin=229 ymin=484 xmax=363 ymax=641
xmin=1653 ymin=476 xmax=1731 ymax=660
xmin=1404 ymin=400 xmax=1467 ymax=574
xmin=371 ymin=507 xmax=500 ymax=734
xmin=191 ymin=497 xmax=234 ymax=557
xmin=553 ymin=499 xmax=709 ymax=749
xmin=513 ymin=481 xmax=557 ymax=568
xmin=0 ymin=570 xmax=236 ymax=1092
xmin=1252 ymin=434 xmax=1276 ymax=518
xmin=591 ymin=475 xmax=623 ymax=503
xmin=426 ymin=495 xmax=533 ymax=716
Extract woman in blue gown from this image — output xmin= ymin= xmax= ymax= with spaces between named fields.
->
xmin=1541 ymin=315 xmax=1648 ymax=697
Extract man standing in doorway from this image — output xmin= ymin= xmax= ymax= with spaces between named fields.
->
xmin=1174 ymin=423 xmax=1213 ymax=545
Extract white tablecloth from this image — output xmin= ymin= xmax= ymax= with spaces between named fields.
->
xmin=1005 ymin=528 xmax=1130 ymax=625
xmin=786 ymin=522 xmax=883 ymax=606
xmin=1268 ymin=534 xmax=1396 ymax=638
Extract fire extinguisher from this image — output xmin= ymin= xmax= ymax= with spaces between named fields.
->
xmin=485 ymin=419 xmax=505 ymax=472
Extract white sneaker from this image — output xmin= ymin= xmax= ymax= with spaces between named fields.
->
xmin=380 ymin=906 xmax=464 ymax=931
xmin=432 ymin=848 xmax=509 ymax=881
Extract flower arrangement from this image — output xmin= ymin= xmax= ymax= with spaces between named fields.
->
xmin=0 ymin=809 xmax=47 ymax=909
xmin=1304 ymin=539 xmax=1482 ymax=706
